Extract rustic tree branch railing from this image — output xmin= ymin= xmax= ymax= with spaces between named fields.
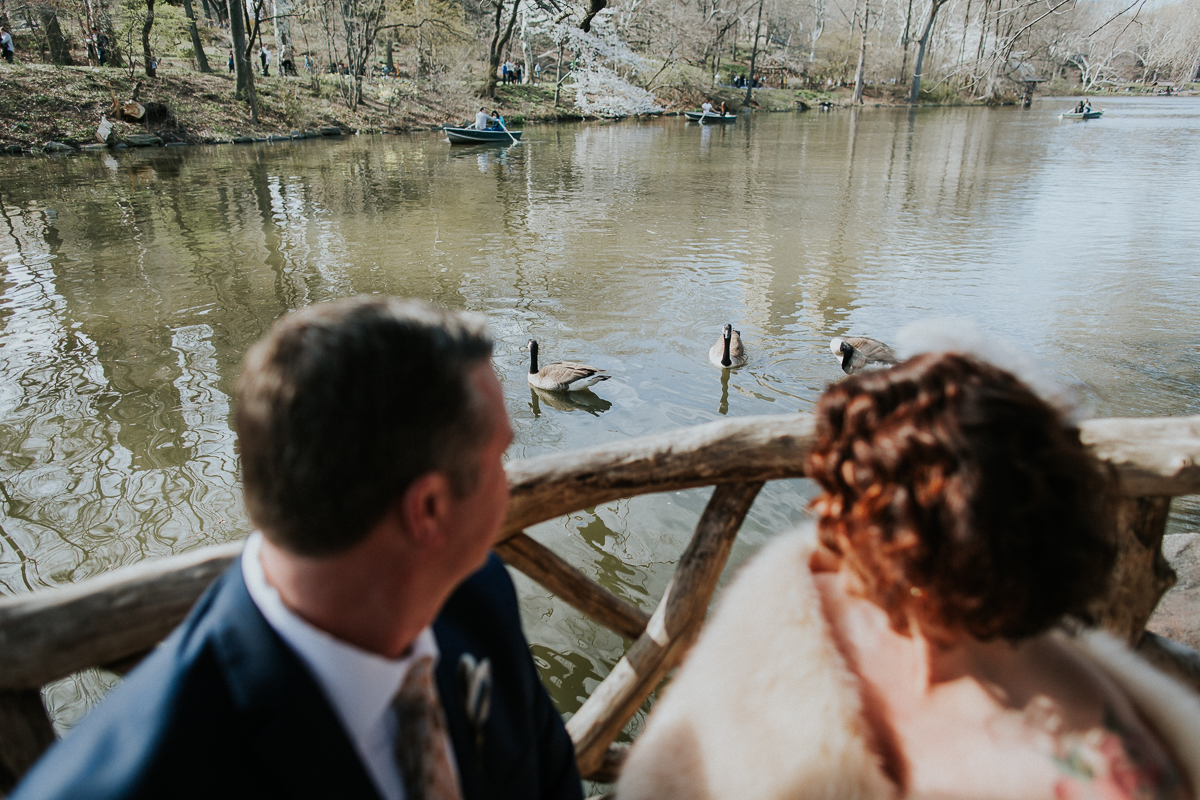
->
xmin=1 ymin=413 xmax=1199 ymax=790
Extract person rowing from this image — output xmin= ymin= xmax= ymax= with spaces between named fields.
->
xmin=474 ymin=107 xmax=497 ymax=131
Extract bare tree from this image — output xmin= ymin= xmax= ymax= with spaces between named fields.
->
xmin=35 ymin=5 xmax=75 ymax=63
xmin=743 ymin=0 xmax=762 ymax=103
xmin=809 ymin=0 xmax=825 ymax=62
xmin=908 ymin=0 xmax=950 ymax=101
xmin=182 ymin=0 xmax=211 ymax=71
xmin=228 ymin=0 xmax=258 ymax=121
xmin=483 ymin=0 xmax=521 ymax=97
xmin=851 ymin=0 xmax=868 ymax=101
xmin=141 ymin=0 xmax=155 ymax=75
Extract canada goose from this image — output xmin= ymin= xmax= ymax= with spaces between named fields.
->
xmin=525 ymin=340 xmax=611 ymax=392
xmin=830 ymin=336 xmax=898 ymax=374
xmin=709 ymin=324 xmax=748 ymax=369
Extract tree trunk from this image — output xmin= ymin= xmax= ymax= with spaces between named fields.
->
xmin=519 ymin=8 xmax=532 ymax=84
xmin=743 ymin=0 xmax=763 ymax=105
xmin=809 ymin=0 xmax=824 ymax=63
xmin=553 ymin=40 xmax=563 ymax=106
xmin=141 ymin=0 xmax=156 ymax=77
xmin=956 ymin=0 xmax=972 ymax=88
xmin=227 ymin=0 xmax=258 ymax=121
xmin=182 ymin=0 xmax=211 ymax=72
xmin=102 ymin=17 xmax=123 ymax=66
xmin=483 ymin=0 xmax=521 ymax=99
xmin=272 ymin=0 xmax=291 ymax=72
xmin=908 ymin=0 xmax=947 ymax=103
xmin=38 ymin=9 xmax=75 ymax=64
xmin=852 ymin=0 xmax=869 ymax=103
xmin=897 ymin=0 xmax=913 ymax=83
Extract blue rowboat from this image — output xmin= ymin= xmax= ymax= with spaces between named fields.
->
xmin=444 ymin=125 xmax=522 ymax=144
xmin=684 ymin=111 xmax=737 ymax=123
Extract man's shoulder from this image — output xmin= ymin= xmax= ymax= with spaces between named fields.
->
xmin=440 ymin=552 xmax=520 ymax=626
xmin=10 ymin=567 xmax=254 ymax=798
xmin=12 ymin=563 xmax=375 ymax=800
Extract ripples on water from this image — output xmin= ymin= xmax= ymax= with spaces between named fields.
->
xmin=0 ymin=96 xmax=1197 ymax=733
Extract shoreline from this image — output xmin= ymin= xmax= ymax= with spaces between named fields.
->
xmin=1 ymin=61 xmax=1193 ymax=155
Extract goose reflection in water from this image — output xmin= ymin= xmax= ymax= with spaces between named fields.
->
xmin=528 ymin=387 xmax=613 ymax=417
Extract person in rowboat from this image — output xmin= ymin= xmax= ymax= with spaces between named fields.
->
xmin=475 ymin=107 xmax=497 ymax=131
xmin=491 ymin=109 xmax=506 ymax=130
xmin=701 ymin=100 xmax=714 ymax=116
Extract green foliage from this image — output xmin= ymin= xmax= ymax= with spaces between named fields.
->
xmin=794 ymin=89 xmax=834 ymax=104
xmin=114 ymin=0 xmax=192 ymax=65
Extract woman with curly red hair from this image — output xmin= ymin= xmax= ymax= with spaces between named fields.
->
xmin=619 ymin=351 xmax=1200 ymax=800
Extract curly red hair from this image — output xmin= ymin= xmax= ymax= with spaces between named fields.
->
xmin=806 ymin=352 xmax=1114 ymax=642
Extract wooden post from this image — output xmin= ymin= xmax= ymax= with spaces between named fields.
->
xmin=0 ymin=689 xmax=55 ymax=793
xmin=496 ymin=532 xmax=650 ymax=641
xmin=1088 ymin=495 xmax=1175 ymax=644
xmin=567 ymin=482 xmax=763 ymax=778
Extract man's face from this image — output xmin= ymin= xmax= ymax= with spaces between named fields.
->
xmin=447 ymin=362 xmax=513 ymax=576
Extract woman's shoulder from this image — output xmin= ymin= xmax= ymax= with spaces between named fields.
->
xmin=617 ymin=524 xmax=894 ymax=800
xmin=1062 ymin=629 xmax=1200 ymax=797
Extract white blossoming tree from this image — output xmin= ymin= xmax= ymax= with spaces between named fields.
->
xmin=523 ymin=8 xmax=663 ymax=117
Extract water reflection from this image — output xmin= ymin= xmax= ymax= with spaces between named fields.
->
xmin=529 ymin=387 xmax=613 ymax=417
xmin=0 ymin=97 xmax=1198 ymax=729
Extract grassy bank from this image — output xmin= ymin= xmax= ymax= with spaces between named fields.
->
xmin=0 ymin=61 xmax=831 ymax=150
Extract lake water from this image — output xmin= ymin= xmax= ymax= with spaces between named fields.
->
xmin=1 ymin=95 xmax=1198 ymax=734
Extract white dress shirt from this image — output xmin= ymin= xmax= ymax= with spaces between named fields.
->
xmin=242 ymin=532 xmax=458 ymax=800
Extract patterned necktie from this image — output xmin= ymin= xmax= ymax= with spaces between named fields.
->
xmin=393 ymin=655 xmax=463 ymax=800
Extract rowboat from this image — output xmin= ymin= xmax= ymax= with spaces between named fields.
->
xmin=1059 ymin=109 xmax=1104 ymax=120
xmin=684 ymin=111 xmax=737 ymax=123
xmin=443 ymin=126 xmax=523 ymax=144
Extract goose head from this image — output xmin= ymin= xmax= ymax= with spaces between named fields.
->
xmin=526 ymin=339 xmax=539 ymax=373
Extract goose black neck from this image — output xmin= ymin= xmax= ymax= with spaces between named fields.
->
xmin=529 ymin=342 xmax=539 ymax=374
xmin=840 ymin=343 xmax=853 ymax=371
xmin=722 ymin=332 xmax=732 ymax=367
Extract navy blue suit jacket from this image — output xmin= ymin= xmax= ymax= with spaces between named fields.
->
xmin=12 ymin=553 xmax=582 ymax=800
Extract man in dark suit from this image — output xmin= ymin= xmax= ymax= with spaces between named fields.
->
xmin=12 ymin=298 xmax=583 ymax=800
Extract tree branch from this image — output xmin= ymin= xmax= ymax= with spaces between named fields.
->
xmin=1088 ymin=0 xmax=1145 ymax=38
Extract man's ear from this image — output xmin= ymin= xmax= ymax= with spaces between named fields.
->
xmin=400 ymin=471 xmax=455 ymax=547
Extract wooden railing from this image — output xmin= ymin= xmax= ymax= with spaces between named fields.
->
xmin=1 ymin=413 xmax=1199 ymax=790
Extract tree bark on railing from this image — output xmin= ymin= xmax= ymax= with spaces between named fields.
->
xmin=0 ymin=543 xmax=242 ymax=691
xmin=1079 ymin=416 xmax=1200 ymax=497
xmin=0 ymin=689 xmax=55 ymax=793
xmin=1089 ymin=495 xmax=1176 ymax=644
xmin=495 ymin=533 xmax=650 ymax=641
xmin=501 ymin=415 xmax=814 ymax=540
xmin=566 ymin=482 xmax=764 ymax=779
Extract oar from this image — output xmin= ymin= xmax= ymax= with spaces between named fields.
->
xmin=498 ymin=119 xmax=519 ymax=144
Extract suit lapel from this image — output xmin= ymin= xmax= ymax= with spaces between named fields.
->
xmin=434 ymin=621 xmax=483 ymax=800
xmin=212 ymin=563 xmax=383 ymax=798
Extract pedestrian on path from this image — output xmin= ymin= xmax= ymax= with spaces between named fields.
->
xmin=1 ymin=28 xmax=15 ymax=64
